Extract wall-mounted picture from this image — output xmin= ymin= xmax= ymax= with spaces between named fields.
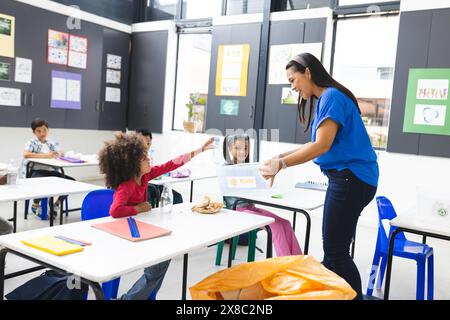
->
xmin=0 ymin=62 xmax=11 ymax=81
xmin=106 ymin=69 xmax=121 ymax=84
xmin=69 ymin=34 xmax=88 ymax=53
xmin=0 ymin=16 xmax=12 ymax=36
xmin=48 ymin=29 xmax=69 ymax=49
xmin=107 ymin=54 xmax=121 ymax=70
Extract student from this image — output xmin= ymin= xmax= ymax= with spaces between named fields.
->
xmin=98 ymin=132 xmax=214 ymax=300
xmin=136 ymin=129 xmax=183 ymax=205
xmin=22 ymin=118 xmax=75 ymax=217
xmin=260 ymin=53 xmax=378 ymax=300
xmin=0 ymin=216 xmax=13 ymax=235
xmin=223 ymin=134 xmax=302 ymax=256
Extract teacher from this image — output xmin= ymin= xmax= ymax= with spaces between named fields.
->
xmin=260 ymin=52 xmax=379 ymax=300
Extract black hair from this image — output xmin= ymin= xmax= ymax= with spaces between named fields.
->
xmin=286 ymin=52 xmax=361 ymax=132
xmin=136 ymin=129 xmax=152 ymax=140
xmin=31 ymin=118 xmax=49 ymax=131
xmin=223 ymin=134 xmax=250 ymax=165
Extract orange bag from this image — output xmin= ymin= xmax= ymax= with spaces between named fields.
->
xmin=190 ymin=255 xmax=356 ymax=300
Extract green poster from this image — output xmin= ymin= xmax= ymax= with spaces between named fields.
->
xmin=220 ymin=99 xmax=239 ymax=116
xmin=403 ymin=68 xmax=450 ymax=135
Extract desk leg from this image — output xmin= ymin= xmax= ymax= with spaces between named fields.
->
xmin=383 ymin=228 xmax=401 ymax=300
xmin=299 ymin=210 xmax=311 ymax=255
xmin=292 ymin=211 xmax=297 ymax=232
xmin=49 ymin=197 xmax=54 ymax=227
xmin=227 ymin=237 xmax=236 ymax=268
xmin=0 ymin=249 xmax=7 ymax=300
xmin=8 ymin=202 xmax=17 ymax=233
xmin=60 ymin=197 xmax=64 ymax=225
xmin=189 ymin=181 xmax=194 ymax=203
xmin=88 ymin=281 xmax=104 ymax=300
xmin=422 ymin=236 xmax=427 ymax=244
xmin=182 ymin=253 xmax=188 ymax=300
xmin=265 ymin=226 xmax=273 ymax=258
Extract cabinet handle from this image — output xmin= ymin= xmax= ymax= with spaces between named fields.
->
xmin=23 ymin=92 xmax=27 ymax=106
xmin=30 ymin=93 xmax=34 ymax=106
xmin=101 ymin=102 xmax=105 ymax=112
xmin=249 ymin=105 xmax=254 ymax=119
xmin=95 ymin=100 xmax=100 ymax=112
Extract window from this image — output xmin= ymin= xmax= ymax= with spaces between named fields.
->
xmin=181 ymin=0 xmax=222 ymax=19
xmin=226 ymin=0 xmax=264 ymax=15
xmin=173 ymin=33 xmax=212 ymax=132
xmin=332 ymin=15 xmax=399 ymax=148
xmin=275 ymin=0 xmax=334 ymax=11
xmin=338 ymin=0 xmax=391 ymax=5
xmin=148 ymin=0 xmax=178 ymax=20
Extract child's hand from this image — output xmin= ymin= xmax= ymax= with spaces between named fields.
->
xmin=135 ymin=202 xmax=152 ymax=213
xmin=201 ymin=137 xmax=215 ymax=151
xmin=48 ymin=151 xmax=59 ymax=158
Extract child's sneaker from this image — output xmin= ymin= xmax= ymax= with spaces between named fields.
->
xmin=31 ymin=203 xmax=42 ymax=218
xmin=53 ymin=200 xmax=60 ymax=217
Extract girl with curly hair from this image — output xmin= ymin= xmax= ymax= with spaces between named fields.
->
xmin=98 ymin=132 xmax=214 ymax=300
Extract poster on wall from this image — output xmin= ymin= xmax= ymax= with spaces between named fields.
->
xmin=0 ymin=87 xmax=21 ymax=106
xmin=51 ymin=70 xmax=82 ymax=109
xmin=281 ymin=87 xmax=299 ymax=104
xmin=68 ymin=34 xmax=88 ymax=69
xmin=14 ymin=57 xmax=32 ymax=83
xmin=220 ymin=99 xmax=239 ymax=116
xmin=268 ymin=43 xmax=322 ymax=85
xmin=215 ymin=44 xmax=250 ymax=97
xmin=107 ymin=54 xmax=121 ymax=70
xmin=0 ymin=13 xmax=15 ymax=58
xmin=48 ymin=29 xmax=69 ymax=65
xmin=105 ymin=86 xmax=120 ymax=103
xmin=403 ymin=68 xmax=450 ymax=136
xmin=106 ymin=69 xmax=121 ymax=84
xmin=0 ymin=62 xmax=11 ymax=81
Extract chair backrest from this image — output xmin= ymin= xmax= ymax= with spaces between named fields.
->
xmin=376 ymin=196 xmax=406 ymax=250
xmin=81 ymin=189 xmax=114 ymax=221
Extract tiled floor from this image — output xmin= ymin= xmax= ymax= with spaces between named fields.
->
xmin=1 ymin=178 xmax=449 ymax=300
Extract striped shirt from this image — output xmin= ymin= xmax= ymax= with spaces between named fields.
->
xmin=21 ymin=137 xmax=58 ymax=177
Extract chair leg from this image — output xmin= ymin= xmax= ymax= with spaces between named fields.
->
xmin=416 ymin=259 xmax=425 ymax=300
xmin=247 ymin=230 xmax=257 ymax=262
xmin=232 ymin=236 xmax=238 ymax=260
xmin=102 ymin=278 xmax=120 ymax=300
xmin=111 ymin=277 xmax=120 ymax=299
xmin=427 ymin=254 xmax=434 ymax=300
xmin=24 ymin=199 xmax=29 ymax=219
xmin=215 ymin=241 xmax=224 ymax=266
xmin=377 ymin=255 xmax=388 ymax=290
xmin=366 ymin=252 xmax=381 ymax=296
xmin=41 ymin=198 xmax=48 ymax=221
xmin=64 ymin=196 xmax=69 ymax=217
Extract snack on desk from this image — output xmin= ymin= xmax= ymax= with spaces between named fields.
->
xmin=192 ymin=196 xmax=224 ymax=214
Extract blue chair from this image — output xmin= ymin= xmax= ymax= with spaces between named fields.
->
xmin=366 ymin=196 xmax=434 ymax=300
xmin=81 ymin=189 xmax=156 ymax=300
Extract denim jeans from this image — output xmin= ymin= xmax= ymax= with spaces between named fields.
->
xmin=121 ymin=259 xmax=171 ymax=300
xmin=322 ymin=169 xmax=377 ymax=300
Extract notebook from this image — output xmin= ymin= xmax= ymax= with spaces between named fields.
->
xmin=57 ymin=156 xmax=85 ymax=163
xmin=21 ymin=235 xmax=84 ymax=256
xmin=92 ymin=219 xmax=172 ymax=242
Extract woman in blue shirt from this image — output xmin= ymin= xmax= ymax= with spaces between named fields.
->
xmin=260 ymin=53 xmax=378 ymax=300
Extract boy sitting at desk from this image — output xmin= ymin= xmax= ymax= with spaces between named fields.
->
xmin=22 ymin=118 xmax=75 ymax=218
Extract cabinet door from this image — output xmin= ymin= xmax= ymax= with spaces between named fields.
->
xmin=63 ymin=21 xmax=103 ymax=129
xmin=98 ymin=27 xmax=130 ymax=131
xmin=128 ymin=31 xmax=168 ymax=132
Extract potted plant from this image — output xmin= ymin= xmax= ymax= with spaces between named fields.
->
xmin=183 ymin=93 xmax=205 ymax=133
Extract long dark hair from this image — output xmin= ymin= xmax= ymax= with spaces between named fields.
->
xmin=223 ymin=134 xmax=250 ymax=165
xmin=286 ymin=52 xmax=361 ymax=132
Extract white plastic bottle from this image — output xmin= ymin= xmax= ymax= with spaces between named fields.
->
xmin=7 ymin=159 xmax=18 ymax=185
xmin=159 ymin=183 xmax=173 ymax=213
xmin=149 ymin=148 xmax=155 ymax=166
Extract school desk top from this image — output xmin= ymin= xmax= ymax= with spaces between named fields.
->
xmin=0 ymin=203 xmax=274 ymax=283
xmin=26 ymin=158 xmax=99 ymax=169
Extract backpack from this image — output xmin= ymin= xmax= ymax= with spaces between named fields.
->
xmin=5 ymin=270 xmax=88 ymax=300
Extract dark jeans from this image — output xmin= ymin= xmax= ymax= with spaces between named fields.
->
xmin=322 ymin=169 xmax=377 ymax=300
xmin=148 ymin=183 xmax=183 ymax=207
xmin=30 ymin=170 xmax=76 ymax=204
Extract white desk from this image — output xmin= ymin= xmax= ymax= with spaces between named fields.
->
xmin=384 ymin=216 xmax=450 ymax=300
xmin=151 ymin=164 xmax=218 ymax=202
xmin=224 ymin=187 xmax=325 ymax=255
xmin=0 ymin=177 xmax=102 ymax=231
xmin=0 ymin=203 xmax=274 ymax=300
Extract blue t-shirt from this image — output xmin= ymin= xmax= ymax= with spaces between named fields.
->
xmin=310 ymin=87 xmax=379 ymax=187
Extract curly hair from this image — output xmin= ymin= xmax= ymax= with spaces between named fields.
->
xmin=98 ymin=132 xmax=148 ymax=189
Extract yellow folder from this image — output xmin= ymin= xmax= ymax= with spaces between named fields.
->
xmin=21 ymin=235 xmax=84 ymax=256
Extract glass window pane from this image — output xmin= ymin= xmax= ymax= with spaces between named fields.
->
xmin=149 ymin=0 xmax=177 ymax=20
xmin=226 ymin=0 xmax=264 ymax=15
xmin=339 ymin=0 xmax=390 ymax=5
xmin=182 ymin=0 xmax=222 ymax=19
xmin=332 ymin=15 xmax=399 ymax=148
xmin=173 ymin=34 xmax=212 ymax=132
xmin=284 ymin=0 xmax=334 ymax=10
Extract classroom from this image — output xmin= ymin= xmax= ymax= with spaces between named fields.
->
xmin=0 ymin=0 xmax=450 ymax=303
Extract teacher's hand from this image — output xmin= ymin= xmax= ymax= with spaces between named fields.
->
xmin=259 ymin=159 xmax=281 ymax=187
